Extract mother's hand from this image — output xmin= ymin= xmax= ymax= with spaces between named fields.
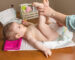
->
xmin=36 ymin=0 xmax=56 ymax=17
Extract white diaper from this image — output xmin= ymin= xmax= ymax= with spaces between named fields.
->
xmin=42 ymin=26 xmax=74 ymax=49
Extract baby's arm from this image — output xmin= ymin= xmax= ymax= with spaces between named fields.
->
xmin=22 ymin=20 xmax=34 ymax=26
xmin=25 ymin=34 xmax=52 ymax=58
xmin=46 ymin=17 xmax=51 ymax=24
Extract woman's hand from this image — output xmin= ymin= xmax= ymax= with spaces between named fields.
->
xmin=35 ymin=0 xmax=56 ymax=17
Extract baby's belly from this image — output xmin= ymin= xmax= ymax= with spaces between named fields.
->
xmin=33 ymin=27 xmax=48 ymax=41
xmin=34 ymin=30 xmax=47 ymax=41
xmin=35 ymin=30 xmax=59 ymax=41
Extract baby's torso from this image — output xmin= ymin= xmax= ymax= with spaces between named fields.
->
xmin=26 ymin=24 xmax=48 ymax=41
xmin=26 ymin=23 xmax=60 ymax=42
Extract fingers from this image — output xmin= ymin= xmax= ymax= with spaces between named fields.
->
xmin=33 ymin=2 xmax=40 ymax=7
xmin=43 ymin=0 xmax=49 ymax=7
xmin=22 ymin=20 xmax=28 ymax=24
xmin=33 ymin=2 xmax=44 ymax=8
xmin=46 ymin=0 xmax=49 ymax=4
xmin=45 ymin=52 xmax=51 ymax=58
xmin=22 ymin=20 xmax=25 ymax=24
xmin=46 ymin=53 xmax=48 ymax=58
xmin=43 ymin=0 xmax=46 ymax=5
xmin=49 ymin=51 xmax=52 ymax=56
xmin=46 ymin=0 xmax=49 ymax=6
xmin=46 ymin=0 xmax=48 ymax=2
xmin=22 ymin=20 xmax=27 ymax=23
xmin=37 ymin=8 xmax=44 ymax=12
xmin=44 ymin=0 xmax=49 ymax=4
xmin=44 ymin=50 xmax=52 ymax=58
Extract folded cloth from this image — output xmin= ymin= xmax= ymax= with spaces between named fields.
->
xmin=4 ymin=38 xmax=22 ymax=51
xmin=0 ymin=8 xmax=16 ymax=26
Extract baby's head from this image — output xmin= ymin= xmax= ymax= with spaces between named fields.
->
xmin=3 ymin=22 xmax=27 ymax=40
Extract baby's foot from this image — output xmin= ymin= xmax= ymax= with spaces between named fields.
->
xmin=33 ymin=2 xmax=44 ymax=8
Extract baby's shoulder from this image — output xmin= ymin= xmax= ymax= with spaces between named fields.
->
xmin=26 ymin=25 xmax=35 ymax=35
xmin=28 ymin=24 xmax=36 ymax=30
xmin=25 ymin=30 xmax=34 ymax=40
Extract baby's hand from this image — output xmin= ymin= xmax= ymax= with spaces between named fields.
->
xmin=22 ymin=20 xmax=28 ymax=24
xmin=22 ymin=20 xmax=32 ymax=26
xmin=43 ymin=48 xmax=52 ymax=58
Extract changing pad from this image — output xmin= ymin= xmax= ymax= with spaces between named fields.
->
xmin=3 ymin=18 xmax=75 ymax=51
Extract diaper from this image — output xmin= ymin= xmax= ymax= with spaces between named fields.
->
xmin=49 ymin=23 xmax=73 ymax=42
xmin=42 ymin=26 xmax=73 ymax=49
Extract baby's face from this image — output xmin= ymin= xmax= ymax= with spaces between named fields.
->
xmin=12 ymin=22 xmax=26 ymax=37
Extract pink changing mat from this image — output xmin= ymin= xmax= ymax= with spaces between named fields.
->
xmin=4 ymin=38 xmax=22 ymax=51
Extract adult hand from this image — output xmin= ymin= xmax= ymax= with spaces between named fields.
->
xmin=37 ymin=0 xmax=56 ymax=17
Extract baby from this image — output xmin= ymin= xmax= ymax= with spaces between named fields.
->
xmin=3 ymin=15 xmax=60 ymax=57
xmin=3 ymin=16 xmax=59 ymax=57
xmin=3 ymin=2 xmax=60 ymax=58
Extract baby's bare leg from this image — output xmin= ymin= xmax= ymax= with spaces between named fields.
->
xmin=33 ymin=2 xmax=54 ymax=39
xmin=38 ymin=15 xmax=56 ymax=40
xmin=46 ymin=17 xmax=52 ymax=24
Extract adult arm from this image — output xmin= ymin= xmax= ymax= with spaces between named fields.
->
xmin=35 ymin=0 xmax=75 ymax=32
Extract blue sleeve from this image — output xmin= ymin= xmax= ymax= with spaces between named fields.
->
xmin=66 ymin=15 xmax=75 ymax=32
